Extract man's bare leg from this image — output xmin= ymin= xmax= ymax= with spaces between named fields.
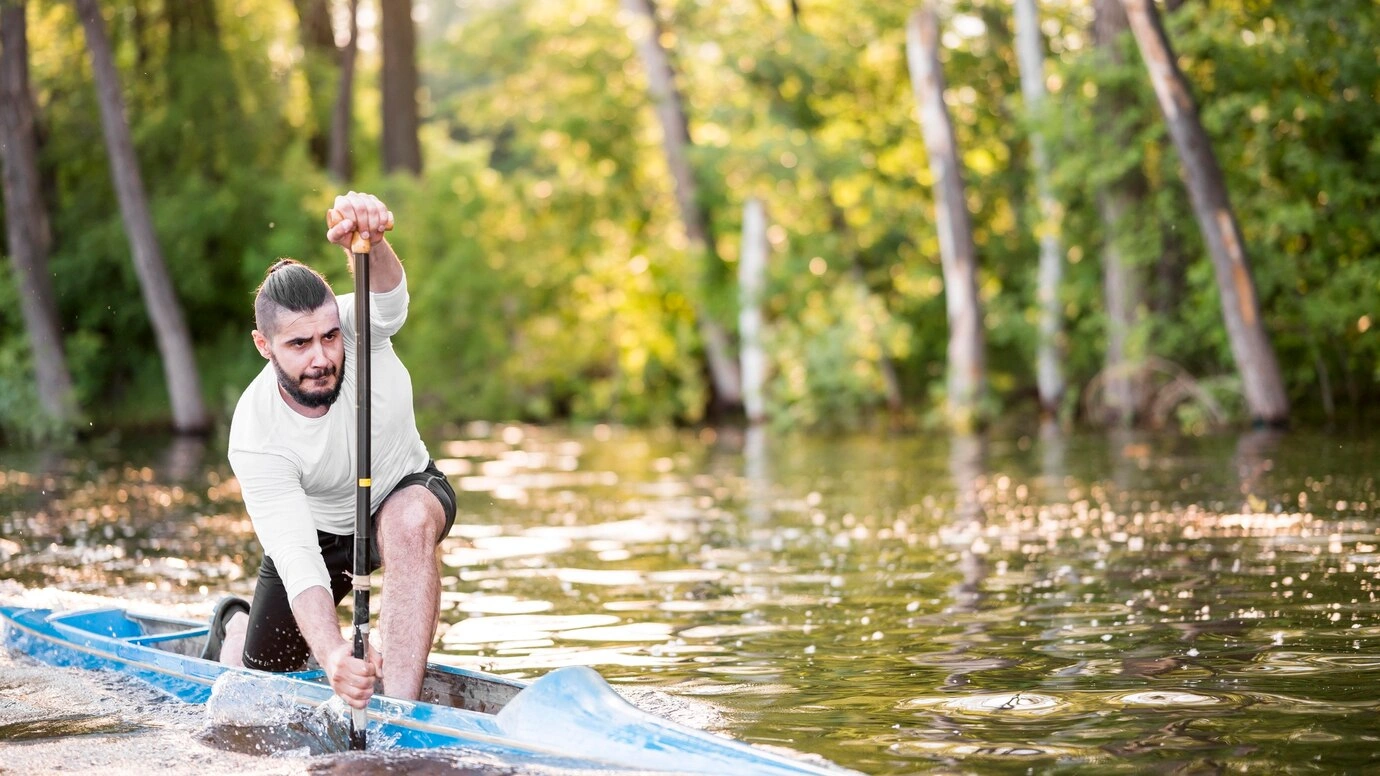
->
xmin=374 ymin=486 xmax=446 ymax=699
xmin=220 ymin=612 xmax=249 ymax=667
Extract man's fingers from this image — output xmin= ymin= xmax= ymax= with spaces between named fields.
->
xmin=330 ymin=193 xmax=390 ymax=243
xmin=326 ymin=215 xmax=353 ymax=244
xmin=334 ymin=658 xmax=377 ymax=708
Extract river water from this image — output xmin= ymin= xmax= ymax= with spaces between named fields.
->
xmin=2 ymin=424 xmax=1378 ymax=774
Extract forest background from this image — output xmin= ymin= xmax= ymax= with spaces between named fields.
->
xmin=0 ymin=0 xmax=1376 ymax=441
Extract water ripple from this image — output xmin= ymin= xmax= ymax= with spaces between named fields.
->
xmin=901 ymin=692 xmax=1063 ymax=715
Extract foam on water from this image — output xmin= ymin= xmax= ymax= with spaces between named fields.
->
xmin=0 ymin=647 xmax=308 ymax=775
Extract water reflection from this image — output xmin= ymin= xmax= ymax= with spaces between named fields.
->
xmin=743 ymin=425 xmax=770 ymax=527
xmin=159 ymin=435 xmax=208 ymax=484
xmin=4 ymin=427 xmax=1380 ymax=774
xmin=1235 ymin=427 xmax=1285 ymax=512
xmin=1037 ymin=418 xmax=1067 ymax=504
xmin=946 ymin=433 xmax=986 ymax=608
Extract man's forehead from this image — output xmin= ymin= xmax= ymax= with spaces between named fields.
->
xmin=271 ymin=303 xmax=340 ymax=340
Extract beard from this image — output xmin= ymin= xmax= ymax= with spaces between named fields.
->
xmin=272 ymin=350 xmax=346 ymax=409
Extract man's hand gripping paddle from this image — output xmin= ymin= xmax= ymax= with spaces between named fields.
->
xmin=326 ymin=208 xmax=390 ymax=751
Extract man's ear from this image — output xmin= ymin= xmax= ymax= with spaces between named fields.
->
xmin=251 ymin=330 xmax=273 ymax=360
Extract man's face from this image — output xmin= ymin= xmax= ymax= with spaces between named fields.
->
xmin=252 ymin=303 xmax=346 ymax=411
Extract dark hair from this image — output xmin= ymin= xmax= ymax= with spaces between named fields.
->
xmin=254 ymin=259 xmax=334 ymax=337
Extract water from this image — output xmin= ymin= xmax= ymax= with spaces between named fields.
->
xmin=2 ymin=424 xmax=1379 ymax=774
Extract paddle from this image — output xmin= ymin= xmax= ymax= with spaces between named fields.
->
xmin=327 ymin=208 xmax=390 ymax=751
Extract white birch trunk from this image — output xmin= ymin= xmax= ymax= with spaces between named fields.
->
xmin=905 ymin=3 xmax=986 ymax=430
xmin=738 ymin=198 xmax=768 ymax=425
xmin=1013 ymin=0 xmax=1065 ymax=417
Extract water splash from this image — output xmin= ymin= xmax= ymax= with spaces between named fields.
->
xmin=198 ymin=671 xmax=395 ymax=756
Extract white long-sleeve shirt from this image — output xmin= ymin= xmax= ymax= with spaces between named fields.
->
xmin=228 ymin=274 xmax=429 ymax=603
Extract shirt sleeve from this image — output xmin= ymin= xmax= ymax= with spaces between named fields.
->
xmin=338 ymin=269 xmax=409 ymax=345
xmin=229 ymin=449 xmax=331 ymax=603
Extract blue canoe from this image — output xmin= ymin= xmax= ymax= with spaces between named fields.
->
xmin=0 ymin=605 xmax=855 ymax=774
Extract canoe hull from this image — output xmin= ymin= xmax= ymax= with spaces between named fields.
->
xmin=0 ymin=605 xmax=852 ymax=775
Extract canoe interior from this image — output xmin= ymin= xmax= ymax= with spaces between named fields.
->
xmin=63 ymin=608 xmax=521 ymax=715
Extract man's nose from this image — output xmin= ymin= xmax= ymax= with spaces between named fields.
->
xmin=308 ymin=341 xmax=331 ymax=366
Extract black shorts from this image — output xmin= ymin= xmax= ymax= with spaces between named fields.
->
xmin=241 ymin=460 xmax=457 ymax=672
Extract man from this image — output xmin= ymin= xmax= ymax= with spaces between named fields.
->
xmin=209 ymin=191 xmax=456 ymax=709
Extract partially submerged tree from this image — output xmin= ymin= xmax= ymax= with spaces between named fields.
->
xmin=74 ymin=0 xmax=209 ymax=434
xmin=0 ymin=0 xmax=74 ymax=425
xmin=906 ymin=2 xmax=986 ymax=430
xmin=738 ymin=198 xmax=768 ymax=425
xmin=1120 ymin=0 xmax=1288 ymax=426
xmin=1013 ymin=0 xmax=1066 ymax=419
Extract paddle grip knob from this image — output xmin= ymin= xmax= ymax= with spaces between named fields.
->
xmin=327 ymin=208 xmax=393 ymax=254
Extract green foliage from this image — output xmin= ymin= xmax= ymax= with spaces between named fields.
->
xmin=4 ymin=0 xmax=1377 ymax=436
xmin=1033 ymin=0 xmax=1380 ymax=426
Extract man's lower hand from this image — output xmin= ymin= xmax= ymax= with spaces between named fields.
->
xmin=322 ymin=641 xmax=381 ymax=709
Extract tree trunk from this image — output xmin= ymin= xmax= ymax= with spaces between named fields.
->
xmin=0 ymin=0 xmax=74 ymax=423
xmin=292 ymin=0 xmax=338 ymax=168
xmin=1100 ymin=193 xmax=1136 ymax=423
xmin=74 ymin=0 xmax=209 ymax=434
xmin=1120 ymin=0 xmax=1288 ymax=425
xmin=619 ymin=0 xmax=742 ymax=410
xmin=1094 ymin=0 xmax=1145 ymax=425
xmin=328 ymin=0 xmax=358 ymax=182
xmin=905 ymin=4 xmax=986 ymax=431
xmin=738 ymin=198 xmax=768 ymax=425
xmin=380 ymin=0 xmax=421 ymax=174
xmin=1013 ymin=0 xmax=1065 ymax=418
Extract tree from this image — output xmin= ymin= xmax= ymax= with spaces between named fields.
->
xmin=329 ymin=0 xmax=358 ymax=182
xmin=381 ymin=0 xmax=422 ymax=174
xmin=1120 ymin=0 xmax=1288 ymax=425
xmin=739 ymin=198 xmax=767 ymax=425
xmin=74 ymin=0 xmax=209 ymax=434
xmin=906 ymin=3 xmax=986 ymax=430
xmin=291 ymin=0 xmax=338 ymax=168
xmin=619 ymin=0 xmax=742 ymax=411
xmin=1093 ymin=0 xmax=1147 ymax=425
xmin=1013 ymin=0 xmax=1066 ymax=418
xmin=0 ymin=0 xmax=74 ymax=424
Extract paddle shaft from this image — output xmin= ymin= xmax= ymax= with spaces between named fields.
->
xmin=351 ymin=237 xmax=370 ymax=751
xmin=328 ymin=210 xmax=386 ymax=752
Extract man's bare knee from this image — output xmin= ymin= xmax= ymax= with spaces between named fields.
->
xmin=377 ymin=488 xmax=444 ymax=561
